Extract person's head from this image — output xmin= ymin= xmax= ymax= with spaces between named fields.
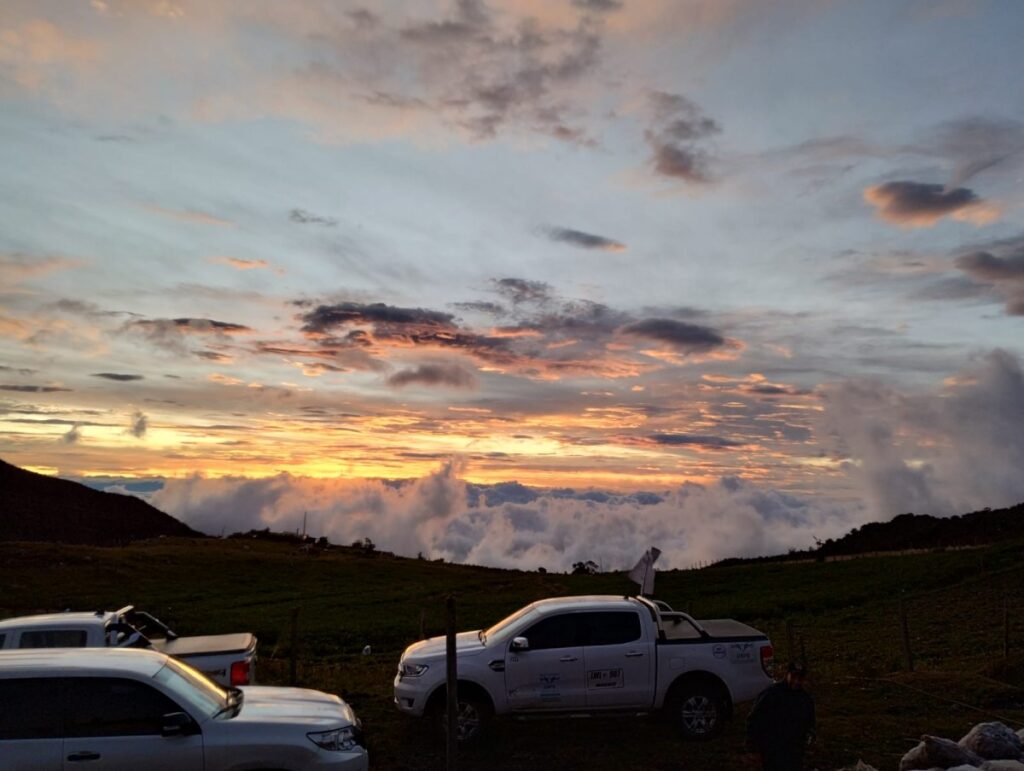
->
xmin=785 ymin=661 xmax=807 ymax=689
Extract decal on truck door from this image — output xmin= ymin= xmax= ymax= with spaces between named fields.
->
xmin=539 ymin=673 xmax=561 ymax=701
xmin=586 ymin=668 xmax=624 ymax=689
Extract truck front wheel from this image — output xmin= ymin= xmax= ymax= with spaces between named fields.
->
xmin=666 ymin=684 xmax=725 ymax=740
xmin=431 ymin=690 xmax=493 ymax=744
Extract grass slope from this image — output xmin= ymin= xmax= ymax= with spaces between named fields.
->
xmin=3 ymin=538 xmax=1023 ymax=770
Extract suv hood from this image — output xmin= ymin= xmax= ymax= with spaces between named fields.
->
xmin=403 ymin=631 xmax=486 ymax=660
xmin=233 ymin=686 xmax=356 ymax=728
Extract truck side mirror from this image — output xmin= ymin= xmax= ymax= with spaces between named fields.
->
xmin=162 ymin=712 xmax=195 ymax=737
xmin=510 ymin=637 xmax=530 ymax=652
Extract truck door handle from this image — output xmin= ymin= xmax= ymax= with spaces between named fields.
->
xmin=625 ymin=651 xmax=644 ymax=658
xmin=489 ymin=659 xmax=505 ymax=672
xmin=559 ymin=655 xmax=578 ymax=663
xmin=67 ymin=752 xmax=101 ymax=762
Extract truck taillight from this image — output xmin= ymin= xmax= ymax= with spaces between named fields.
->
xmin=759 ymin=644 xmax=774 ymax=678
xmin=230 ymin=660 xmax=251 ymax=686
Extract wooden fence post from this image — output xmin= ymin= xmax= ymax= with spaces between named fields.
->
xmin=898 ymin=595 xmax=914 ymax=672
xmin=1004 ymin=595 xmax=1010 ymax=660
xmin=289 ymin=607 xmax=300 ymax=686
xmin=446 ymin=595 xmax=458 ymax=771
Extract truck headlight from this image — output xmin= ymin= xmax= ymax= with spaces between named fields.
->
xmin=400 ymin=662 xmax=429 ymax=678
xmin=307 ymin=726 xmax=358 ymax=751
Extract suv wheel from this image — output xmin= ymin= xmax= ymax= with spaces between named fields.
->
xmin=435 ymin=692 xmax=492 ymax=744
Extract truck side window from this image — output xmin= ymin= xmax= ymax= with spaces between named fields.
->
xmin=18 ymin=630 xmax=88 ymax=648
xmin=0 ymin=678 xmax=63 ymax=739
xmin=521 ymin=614 xmax=584 ymax=650
xmin=65 ymin=678 xmax=182 ymax=737
xmin=0 ymin=633 xmax=6 ymax=648
xmin=580 ymin=612 xmax=642 ymax=646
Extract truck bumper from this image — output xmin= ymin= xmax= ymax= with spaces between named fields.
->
xmin=393 ymin=673 xmax=428 ymax=717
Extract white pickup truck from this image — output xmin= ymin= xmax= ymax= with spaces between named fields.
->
xmin=394 ymin=595 xmax=773 ymax=741
xmin=0 ymin=647 xmax=368 ymax=771
xmin=0 ymin=607 xmax=257 ymax=687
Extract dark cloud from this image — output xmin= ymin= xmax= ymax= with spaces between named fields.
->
xmin=347 ymin=8 xmax=378 ymax=29
xmin=196 ymin=350 xmax=231 ymax=361
xmin=387 ymin=363 xmax=478 ymax=389
xmin=647 ymin=432 xmax=743 ymax=448
xmin=543 ymin=226 xmax=625 ymax=251
xmin=571 ymin=0 xmax=623 ymax=12
xmin=129 ymin=410 xmax=148 ymax=438
xmin=62 ymin=424 xmax=81 ymax=444
xmin=92 ymin=372 xmax=144 ymax=382
xmin=52 ymin=298 xmax=137 ymax=318
xmin=863 ymin=180 xmax=989 ymax=227
xmin=0 ymin=384 xmax=72 ymax=392
xmin=953 ymin=235 xmax=1024 ymax=315
xmin=451 ymin=301 xmax=507 ymax=316
xmin=300 ymin=302 xmax=455 ymax=335
xmin=491 ymin=278 xmax=552 ymax=305
xmin=289 ymin=208 xmax=339 ymax=227
xmin=0 ymin=365 xmax=37 ymax=375
xmin=131 ymin=318 xmax=251 ymax=334
xmin=644 ymin=91 xmax=721 ymax=183
xmin=619 ymin=318 xmax=726 ymax=353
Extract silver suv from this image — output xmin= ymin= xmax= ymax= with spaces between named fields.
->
xmin=0 ymin=647 xmax=368 ymax=771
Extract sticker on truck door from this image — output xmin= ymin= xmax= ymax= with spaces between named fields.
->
xmin=587 ymin=668 xmax=624 ymax=689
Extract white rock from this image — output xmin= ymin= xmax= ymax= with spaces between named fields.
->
xmin=900 ymin=736 xmax=985 ymax=771
xmin=960 ymin=723 xmax=1024 ymax=761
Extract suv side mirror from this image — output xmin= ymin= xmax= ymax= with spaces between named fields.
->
xmin=510 ymin=637 xmax=530 ymax=652
xmin=162 ymin=712 xmax=195 ymax=737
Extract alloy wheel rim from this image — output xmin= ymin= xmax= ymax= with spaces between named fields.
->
xmin=680 ymin=694 xmax=717 ymax=734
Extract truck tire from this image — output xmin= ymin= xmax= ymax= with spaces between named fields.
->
xmin=432 ymin=690 xmax=493 ymax=744
xmin=666 ymin=683 xmax=726 ymax=740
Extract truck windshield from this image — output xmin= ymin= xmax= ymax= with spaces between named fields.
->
xmin=481 ymin=605 xmax=538 ymax=644
xmin=154 ymin=658 xmax=229 ymax=719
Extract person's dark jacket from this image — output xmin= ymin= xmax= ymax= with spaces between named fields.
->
xmin=746 ymin=681 xmax=815 ymax=769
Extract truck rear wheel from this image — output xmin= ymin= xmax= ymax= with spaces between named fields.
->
xmin=667 ymin=684 xmax=725 ymax=740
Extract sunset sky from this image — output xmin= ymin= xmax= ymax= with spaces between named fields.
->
xmin=2 ymin=0 xmax=1023 ymax=569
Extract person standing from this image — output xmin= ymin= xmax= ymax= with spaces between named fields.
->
xmin=746 ymin=661 xmax=816 ymax=771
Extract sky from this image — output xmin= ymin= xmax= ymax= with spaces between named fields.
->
xmin=2 ymin=0 xmax=1023 ymax=570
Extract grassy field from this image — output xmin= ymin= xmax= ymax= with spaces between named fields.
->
xmin=3 ymin=537 xmax=1024 ymax=770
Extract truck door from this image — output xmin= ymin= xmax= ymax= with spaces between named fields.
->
xmin=62 ymin=677 xmax=204 ymax=771
xmin=581 ymin=611 xmax=653 ymax=709
xmin=505 ymin=612 xmax=586 ymax=711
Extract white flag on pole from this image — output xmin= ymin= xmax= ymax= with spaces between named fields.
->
xmin=628 ymin=547 xmax=662 ymax=596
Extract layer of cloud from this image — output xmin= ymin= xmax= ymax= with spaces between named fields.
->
xmin=543 ymin=225 xmax=626 ymax=251
xmin=152 ymin=460 xmax=855 ymax=571
xmin=863 ymin=180 xmax=999 ymax=228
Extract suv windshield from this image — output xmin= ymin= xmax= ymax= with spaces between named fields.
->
xmin=153 ymin=658 xmax=229 ymax=719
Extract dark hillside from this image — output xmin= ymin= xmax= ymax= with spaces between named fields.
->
xmin=815 ymin=503 xmax=1024 ymax=556
xmin=0 ymin=459 xmax=199 ymax=545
